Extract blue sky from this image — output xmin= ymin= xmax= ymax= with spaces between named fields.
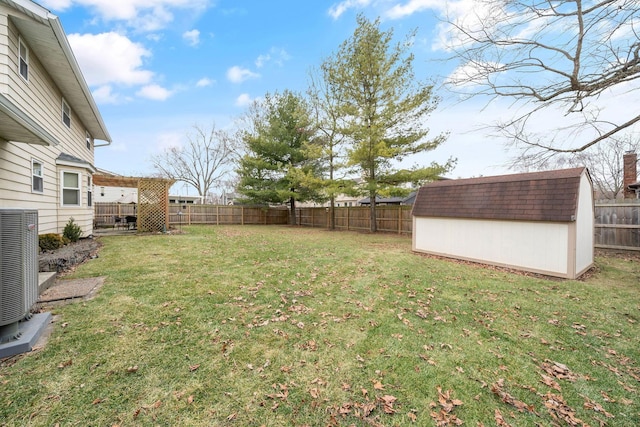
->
xmin=40 ymin=0 xmax=563 ymax=192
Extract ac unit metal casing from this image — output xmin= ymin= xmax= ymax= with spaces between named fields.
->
xmin=0 ymin=209 xmax=38 ymax=326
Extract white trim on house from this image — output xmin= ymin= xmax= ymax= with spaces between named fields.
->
xmin=60 ymin=169 xmax=81 ymax=207
xmin=61 ymin=97 xmax=70 ymax=128
xmin=18 ymin=35 xmax=28 ymax=81
xmin=31 ymin=157 xmax=43 ymax=193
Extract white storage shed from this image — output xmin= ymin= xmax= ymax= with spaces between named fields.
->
xmin=412 ymin=167 xmax=594 ymax=279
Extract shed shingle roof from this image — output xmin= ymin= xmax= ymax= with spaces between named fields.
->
xmin=411 ymin=167 xmax=587 ymax=222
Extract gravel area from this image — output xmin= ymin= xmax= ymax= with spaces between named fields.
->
xmin=38 ymin=238 xmax=102 ymax=273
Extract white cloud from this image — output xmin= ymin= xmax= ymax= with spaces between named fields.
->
xmin=196 ymin=77 xmax=214 ymax=87
xmin=155 ymin=132 xmax=184 ymax=151
xmin=255 ymin=47 xmax=290 ymax=68
xmin=328 ymin=0 xmax=372 ymax=19
xmin=385 ymin=0 xmax=439 ymax=19
xmin=235 ymin=93 xmax=253 ymax=107
xmin=182 ymin=29 xmax=200 ymax=46
xmin=92 ymin=85 xmax=120 ymax=104
xmin=68 ymin=32 xmax=153 ymax=86
xmin=136 ymin=84 xmax=173 ymax=101
xmin=39 ymin=0 xmax=72 ymax=9
xmin=226 ymin=66 xmax=260 ymax=83
xmin=41 ymin=0 xmax=209 ymax=31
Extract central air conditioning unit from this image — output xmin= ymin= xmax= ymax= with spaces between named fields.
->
xmin=0 ymin=209 xmax=38 ymax=342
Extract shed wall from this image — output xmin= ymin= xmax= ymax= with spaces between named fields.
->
xmin=413 ymin=217 xmax=570 ymax=277
xmin=575 ymin=174 xmax=594 ymax=275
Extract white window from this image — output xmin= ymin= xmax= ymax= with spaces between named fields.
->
xmin=100 ymin=186 xmax=105 ymax=197
xmin=19 ymin=38 xmax=28 ymax=81
xmin=87 ymin=176 xmax=93 ymax=207
xmin=62 ymin=171 xmax=80 ymax=206
xmin=62 ymin=99 xmax=71 ymax=128
xmin=86 ymin=131 xmax=92 ymax=150
xmin=32 ymin=159 xmax=43 ymax=193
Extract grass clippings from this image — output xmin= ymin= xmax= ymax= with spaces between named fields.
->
xmin=1 ymin=225 xmax=639 ymax=426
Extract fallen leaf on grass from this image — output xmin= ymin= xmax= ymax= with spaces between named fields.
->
xmin=226 ymin=413 xmax=236 ymax=421
xmin=189 ymin=364 xmax=200 ymax=372
xmin=378 ymin=395 xmax=397 ymax=414
xmin=543 ymin=392 xmax=584 ymax=426
xmin=430 ymin=386 xmax=463 ymax=426
xmin=491 ymin=379 xmax=536 ymax=413
xmin=126 ymin=365 xmax=139 ymax=373
xmin=494 ymin=409 xmax=512 ymax=427
xmin=540 ymin=374 xmax=562 ymax=391
xmin=583 ymin=396 xmax=614 ymax=418
xmin=600 ymin=391 xmax=615 ymax=403
xmin=373 ymin=380 xmax=385 ymax=390
xmin=57 ymin=359 xmax=72 ymax=369
xmin=541 ymin=361 xmax=578 ymax=382
xmin=92 ymin=398 xmax=103 ymax=405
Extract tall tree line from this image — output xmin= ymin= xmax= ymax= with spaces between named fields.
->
xmin=237 ymin=15 xmax=454 ymax=232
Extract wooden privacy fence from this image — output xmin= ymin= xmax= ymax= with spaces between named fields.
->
xmin=594 ymin=200 xmax=640 ymax=251
xmin=168 ymin=205 xmax=289 ymax=226
xmin=94 ymin=203 xmax=411 ymax=233
xmin=296 ymin=206 xmax=413 ymax=234
xmin=96 ymin=202 xmax=640 ymax=250
xmin=94 ymin=203 xmax=137 ymax=227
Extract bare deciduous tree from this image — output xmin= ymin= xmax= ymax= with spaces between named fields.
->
xmin=150 ymin=123 xmax=236 ymax=200
xmin=512 ymin=134 xmax=640 ymax=199
xmin=444 ymin=0 xmax=640 ymax=164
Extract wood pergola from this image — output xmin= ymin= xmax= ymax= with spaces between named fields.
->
xmin=93 ymin=175 xmax=175 ymax=232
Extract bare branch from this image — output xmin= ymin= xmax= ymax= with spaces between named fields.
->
xmin=150 ymin=123 xmax=236 ymax=199
xmin=443 ymin=0 xmax=640 ymax=161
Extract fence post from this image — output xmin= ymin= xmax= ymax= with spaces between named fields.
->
xmin=242 ymin=206 xmax=244 ymax=225
xmin=216 ymin=205 xmax=219 ymax=225
xmin=347 ymin=207 xmax=350 ymax=231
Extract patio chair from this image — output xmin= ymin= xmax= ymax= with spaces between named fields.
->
xmin=125 ymin=215 xmax=137 ymax=230
xmin=114 ymin=216 xmax=124 ymax=229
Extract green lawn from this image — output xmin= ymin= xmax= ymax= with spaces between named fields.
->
xmin=1 ymin=225 xmax=639 ymax=426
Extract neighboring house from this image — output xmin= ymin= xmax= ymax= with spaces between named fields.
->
xmin=169 ymin=195 xmax=202 ymax=204
xmin=93 ymin=169 xmax=136 ymax=203
xmin=297 ymin=194 xmax=360 ymax=208
xmin=359 ymin=192 xmax=416 ymax=206
xmin=412 ymin=168 xmax=594 ymax=279
xmin=0 ymin=0 xmax=111 ymax=236
xmin=93 ymin=168 xmax=138 ymax=203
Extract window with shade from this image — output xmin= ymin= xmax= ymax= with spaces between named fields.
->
xmin=62 ymin=171 xmax=80 ymax=206
xmin=19 ymin=38 xmax=28 ymax=81
xmin=62 ymin=99 xmax=71 ymax=128
xmin=32 ymin=159 xmax=43 ymax=193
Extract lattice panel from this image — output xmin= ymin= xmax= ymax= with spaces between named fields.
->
xmin=138 ymin=178 xmax=172 ymax=232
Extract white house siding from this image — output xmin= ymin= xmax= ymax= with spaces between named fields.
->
xmin=0 ymin=12 xmax=96 ymax=236
xmin=575 ymin=173 xmax=594 ymax=275
xmin=0 ymin=11 xmax=9 ymax=93
xmin=0 ymin=140 xmax=58 ymax=232
xmin=413 ymin=217 xmax=570 ymax=277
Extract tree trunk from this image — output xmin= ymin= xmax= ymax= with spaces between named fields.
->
xmin=369 ymin=189 xmax=377 ymax=232
xmin=289 ymin=196 xmax=297 ymax=225
xmin=329 ymin=196 xmax=335 ymax=230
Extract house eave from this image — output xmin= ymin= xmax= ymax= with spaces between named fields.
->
xmin=0 ymin=93 xmax=59 ymax=145
xmin=3 ymin=0 xmax=112 ymax=143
